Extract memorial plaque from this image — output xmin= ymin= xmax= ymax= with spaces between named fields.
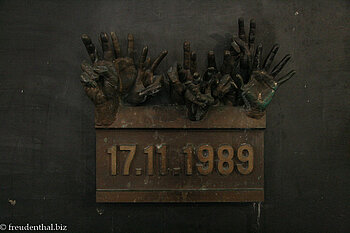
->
xmin=96 ymin=106 xmax=265 ymax=202
xmin=79 ymin=18 xmax=294 ymax=202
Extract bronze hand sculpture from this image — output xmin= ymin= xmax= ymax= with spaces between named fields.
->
xmin=240 ymin=43 xmax=295 ymax=118
xmin=80 ymin=32 xmax=167 ymax=124
xmin=210 ymin=18 xmax=256 ymax=106
xmin=210 ymin=18 xmax=296 ymax=118
xmin=80 ymin=33 xmax=119 ymax=125
xmin=166 ymin=41 xmax=215 ymax=121
xmin=80 ymin=18 xmax=295 ymax=124
xmin=231 ymin=18 xmax=295 ymax=118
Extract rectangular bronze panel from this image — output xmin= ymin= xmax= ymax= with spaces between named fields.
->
xmin=96 ymin=106 xmax=265 ymax=203
xmin=95 ymin=105 xmax=266 ymax=129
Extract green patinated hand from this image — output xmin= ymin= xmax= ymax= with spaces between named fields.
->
xmin=240 ymin=44 xmax=296 ymax=118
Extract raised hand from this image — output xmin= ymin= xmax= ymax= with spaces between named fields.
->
xmin=205 ymin=50 xmax=243 ymax=106
xmin=211 ymin=18 xmax=295 ymax=116
xmin=210 ymin=18 xmax=257 ymax=106
xmin=125 ymin=44 xmax=168 ymax=105
xmin=104 ymin=33 xmax=168 ymax=105
xmin=166 ymin=41 xmax=199 ymax=104
xmin=81 ymin=33 xmax=120 ymax=125
xmin=80 ymin=32 xmax=168 ymax=124
xmin=231 ymin=18 xmax=256 ymax=83
xmin=166 ymin=41 xmax=215 ymax=120
xmin=166 ymin=62 xmax=185 ymax=104
xmin=241 ymin=44 xmax=296 ymax=118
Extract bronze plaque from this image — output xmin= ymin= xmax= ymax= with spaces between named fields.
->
xmin=96 ymin=105 xmax=265 ymax=202
xmin=79 ymin=18 xmax=295 ymax=203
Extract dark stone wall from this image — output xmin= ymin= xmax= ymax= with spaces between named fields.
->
xmin=0 ymin=0 xmax=349 ymax=232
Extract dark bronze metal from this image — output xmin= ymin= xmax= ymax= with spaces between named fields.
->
xmin=97 ymin=190 xmax=263 ymax=203
xmin=80 ymin=18 xmax=295 ymax=123
xmin=78 ymin=18 xmax=295 ymax=202
xmin=96 ymin=106 xmax=265 ymax=203
xmin=165 ymin=41 xmax=216 ymax=121
xmin=80 ymin=33 xmax=167 ymax=125
xmin=95 ymin=105 xmax=266 ymax=129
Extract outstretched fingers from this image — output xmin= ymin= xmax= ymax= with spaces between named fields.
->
xmin=248 ymin=19 xmax=256 ymax=53
xmin=271 ymin=54 xmax=291 ymax=77
xmin=150 ymin=50 xmax=168 ymax=72
xmin=99 ymin=32 xmax=114 ymax=61
xmin=139 ymin=46 xmax=148 ymax=68
xmin=183 ymin=41 xmax=191 ymax=70
xmin=233 ymin=36 xmax=250 ymax=54
xmin=263 ymin=44 xmax=279 ymax=71
xmin=231 ymin=39 xmax=241 ymax=55
xmin=81 ymin=34 xmax=98 ymax=63
xmin=221 ymin=50 xmax=232 ymax=74
xmin=127 ymin=33 xmax=134 ymax=59
xmin=207 ymin=51 xmax=217 ymax=69
xmin=144 ymin=57 xmax=151 ymax=70
xmin=190 ymin=51 xmax=197 ymax=74
xmin=167 ymin=62 xmax=180 ymax=83
xmin=253 ymin=44 xmax=263 ymax=70
xmin=110 ymin=32 xmax=121 ymax=58
xmin=276 ymin=70 xmax=296 ymax=86
xmin=238 ymin=17 xmax=247 ymax=42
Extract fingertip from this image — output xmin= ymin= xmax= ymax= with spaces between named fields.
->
xmin=223 ymin=50 xmax=231 ymax=60
xmin=277 ymin=70 xmax=296 ymax=86
xmin=127 ymin=33 xmax=134 ymax=41
xmin=231 ymin=40 xmax=241 ymax=53
xmin=110 ymin=32 xmax=117 ymax=39
xmin=81 ymin=34 xmax=91 ymax=43
xmin=250 ymin=18 xmax=256 ymax=27
xmin=100 ymin=32 xmax=109 ymax=42
xmin=207 ymin=67 xmax=215 ymax=72
xmin=81 ymin=33 xmax=89 ymax=39
xmin=183 ymin=41 xmax=190 ymax=50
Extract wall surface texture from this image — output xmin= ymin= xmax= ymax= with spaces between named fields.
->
xmin=0 ymin=0 xmax=349 ymax=232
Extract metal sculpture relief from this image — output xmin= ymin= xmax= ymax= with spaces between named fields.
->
xmin=80 ymin=18 xmax=295 ymax=125
xmin=80 ymin=32 xmax=167 ymax=125
xmin=81 ymin=18 xmax=297 ymax=203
